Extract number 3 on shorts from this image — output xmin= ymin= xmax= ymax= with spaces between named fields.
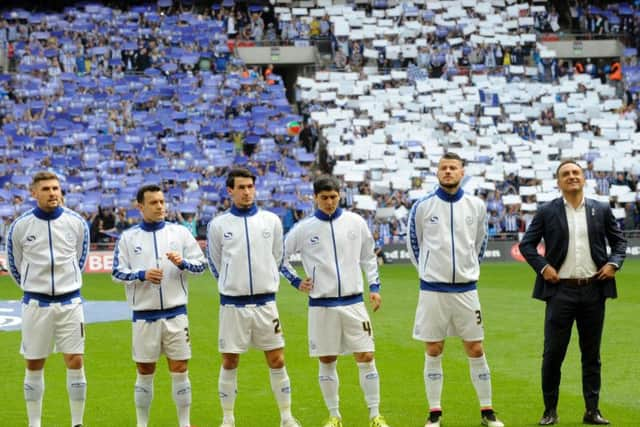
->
xmin=475 ymin=310 xmax=482 ymax=325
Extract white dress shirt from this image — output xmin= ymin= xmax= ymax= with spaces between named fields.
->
xmin=558 ymin=198 xmax=597 ymax=278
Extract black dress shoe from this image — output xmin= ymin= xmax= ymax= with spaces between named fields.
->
xmin=539 ymin=409 xmax=558 ymax=425
xmin=583 ymin=409 xmax=610 ymax=425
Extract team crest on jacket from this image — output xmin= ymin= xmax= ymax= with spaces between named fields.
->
xmin=25 ymin=235 xmax=36 ymax=243
xmin=262 ymin=229 xmax=271 ymax=239
xmin=64 ymin=232 xmax=75 ymax=242
xmin=465 ymin=216 xmax=473 ymax=225
xmin=429 ymin=215 xmax=439 ymax=224
xmin=223 ymin=232 xmax=233 ymax=240
xmin=134 ymin=246 xmax=143 ymax=254
xmin=309 ymin=236 xmax=320 ymax=245
xmin=347 ymin=230 xmax=357 ymax=240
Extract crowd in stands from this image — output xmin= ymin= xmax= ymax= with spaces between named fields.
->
xmin=566 ymin=1 xmax=640 ymax=36
xmin=287 ymin=0 xmax=640 ymax=241
xmin=0 ymin=0 xmax=639 ymax=254
xmin=0 ymin=3 xmax=321 ymax=249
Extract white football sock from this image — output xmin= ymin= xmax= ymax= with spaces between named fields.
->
xmin=270 ymin=367 xmax=293 ymax=422
xmin=24 ymin=369 xmax=44 ymax=427
xmin=134 ymin=373 xmax=154 ymax=427
xmin=67 ymin=367 xmax=86 ymax=427
xmin=171 ymin=371 xmax=192 ymax=427
xmin=469 ymin=354 xmax=493 ymax=408
xmin=425 ymin=353 xmax=443 ymax=411
xmin=319 ymin=360 xmax=341 ymax=419
xmin=219 ymin=366 xmax=237 ymax=424
xmin=357 ymin=361 xmax=380 ymax=419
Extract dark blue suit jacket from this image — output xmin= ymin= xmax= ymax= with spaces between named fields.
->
xmin=519 ymin=197 xmax=627 ymax=301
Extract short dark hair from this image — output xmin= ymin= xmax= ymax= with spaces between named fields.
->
xmin=226 ymin=167 xmax=256 ymax=189
xmin=555 ymin=160 xmax=583 ymax=178
xmin=31 ymin=171 xmax=59 ymax=189
xmin=136 ymin=184 xmax=163 ymax=203
xmin=313 ymin=175 xmax=341 ymax=195
xmin=440 ymin=152 xmax=464 ymax=166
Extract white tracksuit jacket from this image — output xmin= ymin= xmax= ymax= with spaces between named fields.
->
xmin=112 ymin=221 xmax=206 ymax=312
xmin=206 ymin=204 xmax=283 ymax=302
xmin=7 ymin=206 xmax=89 ymax=297
xmin=280 ymin=208 xmax=381 ymax=306
xmin=407 ymin=187 xmax=488 ymax=292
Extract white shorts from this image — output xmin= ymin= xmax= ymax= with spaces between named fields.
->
xmin=218 ymin=302 xmax=285 ymax=353
xmin=132 ymin=314 xmax=191 ymax=363
xmin=21 ymin=299 xmax=85 ymax=359
xmin=308 ymin=302 xmax=375 ymax=357
xmin=413 ymin=290 xmax=484 ymax=342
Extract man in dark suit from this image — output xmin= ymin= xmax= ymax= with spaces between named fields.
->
xmin=519 ymin=160 xmax=626 ymax=426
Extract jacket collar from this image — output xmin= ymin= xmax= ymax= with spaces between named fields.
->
xmin=33 ymin=206 xmax=63 ymax=220
xmin=140 ymin=220 xmax=166 ymax=232
xmin=230 ymin=204 xmax=258 ymax=217
xmin=435 ymin=187 xmax=464 ymax=202
xmin=314 ymin=207 xmax=343 ymax=221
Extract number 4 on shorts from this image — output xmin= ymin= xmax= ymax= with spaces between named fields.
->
xmin=362 ymin=321 xmax=372 ymax=336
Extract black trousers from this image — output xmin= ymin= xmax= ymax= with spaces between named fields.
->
xmin=542 ymin=282 xmax=606 ymax=411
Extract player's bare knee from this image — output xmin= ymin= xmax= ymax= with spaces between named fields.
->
xmin=354 ymin=351 xmax=374 ymax=363
xmin=222 ymin=353 xmax=239 ymax=370
xmin=168 ymin=359 xmax=188 ymax=373
xmin=463 ymin=341 xmax=484 ymax=358
xmin=26 ymin=359 xmax=46 ymax=371
xmin=266 ymin=351 xmax=285 ymax=369
xmin=319 ymin=355 xmax=338 ymax=364
xmin=63 ymin=354 xmax=83 ymax=369
xmin=426 ymin=341 xmax=444 ymax=356
xmin=137 ymin=362 xmax=157 ymax=375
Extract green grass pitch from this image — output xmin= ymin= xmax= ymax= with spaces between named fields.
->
xmin=1 ymin=261 xmax=639 ymax=427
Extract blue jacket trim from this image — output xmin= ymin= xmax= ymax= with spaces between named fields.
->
xmin=314 ymin=207 xmax=343 ymax=221
xmin=66 ymin=209 xmax=90 ymax=270
xmin=23 ymin=290 xmax=81 ymax=307
xmin=32 ymin=206 xmax=64 ymax=220
xmin=435 ymin=187 xmax=464 ymax=202
xmin=140 ymin=221 xmax=166 ymax=232
xmin=369 ymin=284 xmax=380 ymax=293
xmin=408 ymin=190 xmax=437 ymax=265
xmin=132 ymin=304 xmax=187 ymax=322
xmin=220 ymin=292 xmax=275 ymax=306
xmin=8 ymin=211 xmax=34 ymax=284
xmin=420 ymin=280 xmax=477 ymax=293
xmin=280 ymin=265 xmax=302 ymax=288
xmin=112 ymin=234 xmax=144 ymax=282
xmin=230 ymin=204 xmax=258 ymax=217
xmin=179 ymin=260 xmax=206 ymax=273
xmin=205 ymin=221 xmax=219 ymax=278
xmin=309 ymin=293 xmax=363 ymax=307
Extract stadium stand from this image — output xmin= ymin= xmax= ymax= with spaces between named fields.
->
xmin=0 ymin=0 xmax=638 ymax=253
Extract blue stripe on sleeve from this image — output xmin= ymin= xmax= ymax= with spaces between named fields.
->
xmin=205 ymin=221 xmax=219 ymax=279
xmin=181 ymin=260 xmax=206 ymax=273
xmin=280 ymin=264 xmax=302 ymax=288
xmin=478 ymin=209 xmax=489 ymax=263
xmin=67 ymin=209 xmax=90 ymax=270
xmin=112 ymin=234 xmax=140 ymax=282
xmin=7 ymin=210 xmax=33 ymax=284
xmin=408 ymin=200 xmax=422 ymax=263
